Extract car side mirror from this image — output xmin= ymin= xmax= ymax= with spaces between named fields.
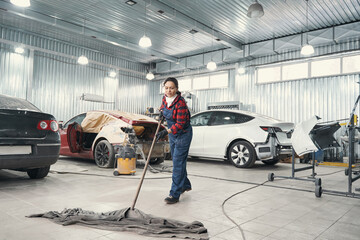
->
xmin=58 ymin=121 xmax=64 ymax=129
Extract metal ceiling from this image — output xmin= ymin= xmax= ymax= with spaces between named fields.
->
xmin=0 ymin=0 xmax=359 ymax=64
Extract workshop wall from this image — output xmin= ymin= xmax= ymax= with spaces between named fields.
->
xmin=237 ymin=39 xmax=360 ymax=123
xmin=0 ymin=26 xmax=151 ymax=122
xmin=157 ymin=38 xmax=360 ymax=124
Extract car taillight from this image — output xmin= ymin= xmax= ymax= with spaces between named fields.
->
xmin=260 ymin=126 xmax=282 ymax=132
xmin=37 ymin=120 xmax=59 ymax=132
xmin=260 ymin=126 xmax=269 ymax=132
xmin=50 ymin=121 xmax=59 ymax=132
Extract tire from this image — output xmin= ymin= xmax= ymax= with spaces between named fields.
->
xmin=27 ymin=166 xmax=50 ymax=179
xmin=268 ymin=172 xmax=275 ymax=181
xmin=315 ymin=178 xmax=322 ymax=186
xmin=150 ymin=157 xmax=164 ymax=164
xmin=94 ymin=140 xmax=115 ymax=168
xmin=227 ymin=140 xmax=256 ymax=168
xmin=315 ymin=185 xmax=322 ymax=198
xmin=262 ymin=158 xmax=280 ymax=165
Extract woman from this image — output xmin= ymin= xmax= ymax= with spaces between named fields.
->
xmin=156 ymin=77 xmax=192 ymax=204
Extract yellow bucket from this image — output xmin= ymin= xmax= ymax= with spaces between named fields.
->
xmin=113 ymin=145 xmax=137 ymax=176
xmin=114 ymin=157 xmax=136 ymax=175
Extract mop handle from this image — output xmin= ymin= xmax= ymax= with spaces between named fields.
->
xmin=131 ymin=117 xmax=163 ymax=210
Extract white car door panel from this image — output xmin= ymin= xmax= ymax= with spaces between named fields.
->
xmin=189 ymin=125 xmax=206 ymax=155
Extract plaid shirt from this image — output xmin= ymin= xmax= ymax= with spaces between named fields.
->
xmin=160 ymin=93 xmax=190 ymax=135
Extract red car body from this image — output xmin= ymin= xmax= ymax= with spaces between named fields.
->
xmin=59 ymin=110 xmax=170 ymax=168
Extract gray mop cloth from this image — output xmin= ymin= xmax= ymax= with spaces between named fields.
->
xmin=27 ymin=207 xmax=209 ymax=240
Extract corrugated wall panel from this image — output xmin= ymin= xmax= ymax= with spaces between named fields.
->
xmin=240 ymin=39 xmax=360 ymax=123
xmin=0 ymin=43 xmax=31 ymax=98
xmin=0 ymin=26 xmax=151 ymax=122
xmin=154 ymin=39 xmax=360 ymax=124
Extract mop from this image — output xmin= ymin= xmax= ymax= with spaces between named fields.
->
xmin=27 ymin=117 xmax=209 ymax=240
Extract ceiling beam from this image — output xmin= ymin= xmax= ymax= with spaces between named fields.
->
xmin=146 ymin=0 xmax=243 ymax=51
xmin=0 ymin=1 xmax=177 ymax=62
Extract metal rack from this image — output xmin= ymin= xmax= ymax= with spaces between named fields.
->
xmin=322 ymin=94 xmax=360 ymax=198
xmin=268 ymin=149 xmax=322 ymax=197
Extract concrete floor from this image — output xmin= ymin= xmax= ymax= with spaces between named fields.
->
xmin=1 ymin=157 xmax=360 ymax=240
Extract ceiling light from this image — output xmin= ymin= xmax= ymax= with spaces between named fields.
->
xmin=207 ymin=61 xmax=217 ymax=71
xmin=14 ymin=47 xmax=24 ymax=54
xmin=237 ymin=66 xmax=246 ymax=74
xmin=301 ymin=44 xmax=314 ymax=56
xmin=247 ymin=0 xmax=264 ymax=18
xmin=10 ymin=0 xmax=30 ymax=7
xmin=109 ymin=71 xmax=117 ymax=78
xmin=139 ymin=34 xmax=152 ymax=48
xmin=77 ymin=55 xmax=89 ymax=65
xmin=125 ymin=0 xmax=137 ymax=6
xmin=301 ymin=0 xmax=314 ymax=56
xmin=146 ymin=72 xmax=155 ymax=80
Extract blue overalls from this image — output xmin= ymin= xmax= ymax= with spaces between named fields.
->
xmin=163 ymin=103 xmax=193 ymax=199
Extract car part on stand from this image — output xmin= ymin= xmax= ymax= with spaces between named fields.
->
xmin=322 ymin=91 xmax=360 ymax=198
xmin=268 ymin=148 xmax=322 ymax=197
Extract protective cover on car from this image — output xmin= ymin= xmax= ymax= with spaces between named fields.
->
xmin=81 ymin=112 xmax=117 ymax=133
xmin=81 ymin=111 xmax=157 ymax=133
xmin=27 ymin=207 xmax=208 ymax=240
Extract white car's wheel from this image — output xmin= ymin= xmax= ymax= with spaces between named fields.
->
xmin=227 ymin=140 xmax=256 ymax=168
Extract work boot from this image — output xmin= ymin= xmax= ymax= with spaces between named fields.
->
xmin=181 ymin=188 xmax=192 ymax=194
xmin=164 ymin=196 xmax=179 ymax=204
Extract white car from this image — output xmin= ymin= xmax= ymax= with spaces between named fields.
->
xmin=189 ymin=110 xmax=294 ymax=168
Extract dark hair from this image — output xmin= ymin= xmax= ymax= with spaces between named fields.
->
xmin=163 ymin=77 xmax=178 ymax=89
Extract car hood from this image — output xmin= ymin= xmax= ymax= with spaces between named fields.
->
xmin=291 ymin=116 xmax=341 ymax=156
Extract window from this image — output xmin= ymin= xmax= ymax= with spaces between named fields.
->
xmin=209 ymin=72 xmax=228 ymax=88
xmin=178 ymin=78 xmax=192 ymax=91
xmin=256 ymin=51 xmax=360 ymax=84
xmin=190 ymin=112 xmax=212 ymax=126
xmin=159 ymin=71 xmax=229 ymax=93
xmin=343 ymin=54 xmax=360 ymax=74
xmin=0 ymin=95 xmax=40 ymax=111
xmin=193 ymin=75 xmax=209 ymax=90
xmin=311 ymin=58 xmax=341 ymax=77
xmin=159 ymin=82 xmax=165 ymax=94
xmin=64 ymin=114 xmax=86 ymax=128
xmin=209 ymin=111 xmax=254 ymax=126
xmin=282 ymin=62 xmax=308 ymax=80
xmin=257 ymin=66 xmax=281 ymax=84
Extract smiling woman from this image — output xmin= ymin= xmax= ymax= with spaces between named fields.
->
xmin=0 ymin=94 xmax=60 ymax=179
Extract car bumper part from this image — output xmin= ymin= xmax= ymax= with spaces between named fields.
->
xmin=0 ymin=143 xmax=60 ymax=169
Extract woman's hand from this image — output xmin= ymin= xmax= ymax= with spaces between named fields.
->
xmin=156 ymin=129 xmax=169 ymax=141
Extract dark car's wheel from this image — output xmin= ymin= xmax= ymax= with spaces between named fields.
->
xmin=27 ymin=166 xmax=50 ymax=179
xmin=262 ymin=158 xmax=280 ymax=165
xmin=94 ymin=140 xmax=114 ymax=168
xmin=227 ymin=140 xmax=256 ymax=168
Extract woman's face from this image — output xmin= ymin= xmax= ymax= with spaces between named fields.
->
xmin=164 ymin=81 xmax=177 ymax=98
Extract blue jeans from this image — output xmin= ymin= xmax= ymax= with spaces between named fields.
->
xmin=169 ymin=126 xmax=193 ymax=198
